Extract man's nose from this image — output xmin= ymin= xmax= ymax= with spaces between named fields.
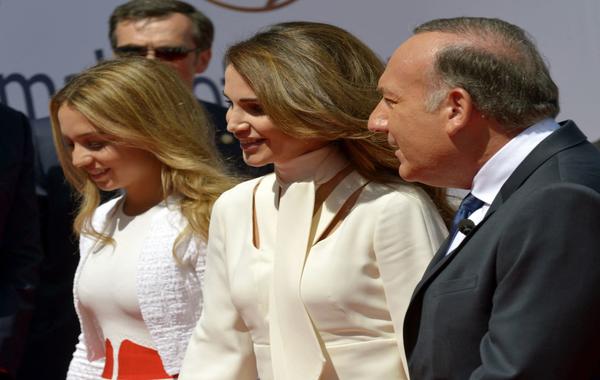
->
xmin=368 ymin=106 xmax=389 ymax=133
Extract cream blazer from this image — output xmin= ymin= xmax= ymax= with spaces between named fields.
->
xmin=67 ymin=195 xmax=206 ymax=379
xmin=180 ymin=172 xmax=447 ymax=380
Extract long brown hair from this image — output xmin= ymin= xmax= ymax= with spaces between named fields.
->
xmin=226 ymin=21 xmax=453 ymax=223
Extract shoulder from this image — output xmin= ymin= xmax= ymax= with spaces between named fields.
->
xmin=512 ymin=182 xmax=600 ymax=220
xmin=0 ymin=104 xmax=30 ymax=146
xmin=0 ymin=103 xmax=28 ymax=124
xmin=364 ymin=181 xmax=439 ymax=211
xmin=362 ymin=181 xmax=446 ymax=236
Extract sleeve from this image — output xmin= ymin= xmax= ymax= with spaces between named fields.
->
xmin=179 ymin=196 xmax=258 ymax=380
xmin=373 ymin=190 xmax=447 ymax=379
xmin=470 ymin=184 xmax=600 ymax=379
xmin=65 ymin=333 xmax=105 ymax=379
xmin=65 ymin=232 xmax=105 ymax=380
xmin=0 ymin=110 xmax=43 ymax=374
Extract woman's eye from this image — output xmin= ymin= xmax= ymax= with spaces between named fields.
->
xmin=86 ymin=141 xmax=107 ymax=150
xmin=246 ymin=103 xmax=264 ymax=116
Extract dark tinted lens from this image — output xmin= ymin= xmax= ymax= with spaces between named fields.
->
xmin=114 ymin=46 xmax=148 ymax=57
xmin=154 ymin=47 xmax=191 ymax=61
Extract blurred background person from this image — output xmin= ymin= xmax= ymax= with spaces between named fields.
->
xmin=50 ymin=57 xmax=233 ymax=379
xmin=0 ymin=103 xmax=42 ymax=380
xmin=17 ymin=99 xmax=83 ymax=380
xmin=179 ymin=22 xmax=451 ymax=380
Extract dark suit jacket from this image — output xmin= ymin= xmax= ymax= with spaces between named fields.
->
xmin=0 ymin=104 xmax=42 ymax=377
xmin=201 ymin=100 xmax=272 ymax=178
xmin=16 ymin=115 xmax=81 ymax=380
xmin=404 ymin=120 xmax=600 ymax=379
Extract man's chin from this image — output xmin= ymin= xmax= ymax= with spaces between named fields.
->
xmin=398 ymin=166 xmax=419 ymax=183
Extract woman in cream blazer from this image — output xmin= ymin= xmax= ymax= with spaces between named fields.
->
xmin=180 ymin=22 xmax=452 ymax=380
xmin=49 ymin=58 xmax=234 ymax=379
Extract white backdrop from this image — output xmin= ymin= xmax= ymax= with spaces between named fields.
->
xmin=1 ymin=0 xmax=599 ymax=141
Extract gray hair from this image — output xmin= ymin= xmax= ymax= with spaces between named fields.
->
xmin=415 ymin=17 xmax=559 ymax=128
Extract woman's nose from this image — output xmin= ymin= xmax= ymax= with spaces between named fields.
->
xmin=71 ymin=144 xmax=93 ymax=168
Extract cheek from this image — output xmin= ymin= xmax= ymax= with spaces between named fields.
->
xmin=169 ymin=60 xmax=194 ymax=80
xmin=114 ymin=149 xmax=155 ymax=172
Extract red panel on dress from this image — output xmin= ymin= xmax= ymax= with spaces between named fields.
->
xmin=101 ymin=338 xmax=176 ymax=379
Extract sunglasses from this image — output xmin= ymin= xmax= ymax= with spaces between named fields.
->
xmin=114 ymin=45 xmax=201 ymax=61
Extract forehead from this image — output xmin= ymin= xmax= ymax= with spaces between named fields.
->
xmin=114 ymin=13 xmax=194 ymax=46
xmin=57 ymin=105 xmax=98 ymax=136
xmin=223 ymin=65 xmax=256 ymax=98
xmin=379 ymin=32 xmax=459 ymax=94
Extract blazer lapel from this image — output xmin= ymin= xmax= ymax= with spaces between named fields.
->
xmin=313 ymin=171 xmax=367 ymax=242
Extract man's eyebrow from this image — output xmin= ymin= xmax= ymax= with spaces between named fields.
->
xmin=377 ymin=86 xmax=394 ymax=96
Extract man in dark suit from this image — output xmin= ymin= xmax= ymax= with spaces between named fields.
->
xmin=109 ymin=0 xmax=271 ymax=177
xmin=0 ymin=104 xmax=42 ymax=379
xmin=369 ymin=17 xmax=600 ymax=379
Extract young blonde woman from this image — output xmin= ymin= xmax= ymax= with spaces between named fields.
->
xmin=179 ymin=22 xmax=452 ymax=380
xmin=50 ymin=57 xmax=234 ymax=379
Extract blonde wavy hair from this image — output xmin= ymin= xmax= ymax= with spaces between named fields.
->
xmin=50 ymin=57 xmax=235 ymax=262
xmin=226 ymin=21 xmax=453 ymax=224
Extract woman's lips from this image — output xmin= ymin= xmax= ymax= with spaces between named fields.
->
xmin=89 ymin=168 xmax=109 ymax=181
xmin=240 ymin=139 xmax=266 ymax=152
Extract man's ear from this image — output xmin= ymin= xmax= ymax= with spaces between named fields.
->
xmin=442 ymin=88 xmax=473 ymax=137
xmin=194 ymin=48 xmax=212 ymax=74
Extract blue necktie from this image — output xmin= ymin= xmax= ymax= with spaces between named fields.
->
xmin=448 ymin=192 xmax=484 ymax=245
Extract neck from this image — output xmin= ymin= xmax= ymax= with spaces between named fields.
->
xmin=122 ymin=181 xmax=164 ymax=216
xmin=275 ymin=144 xmax=334 ymax=185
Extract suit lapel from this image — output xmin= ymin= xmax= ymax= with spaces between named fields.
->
xmin=411 ymin=120 xmax=587 ymax=299
xmin=414 ymin=211 xmax=493 ymax=295
xmin=488 ymin=120 xmax=586 ymax=214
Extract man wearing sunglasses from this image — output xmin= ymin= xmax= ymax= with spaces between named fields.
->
xmin=110 ymin=0 xmax=270 ymax=177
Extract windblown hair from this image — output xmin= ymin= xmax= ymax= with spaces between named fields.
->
xmin=415 ymin=17 xmax=559 ymax=129
xmin=50 ymin=57 xmax=234 ymax=264
xmin=226 ymin=21 xmax=453 ymax=223
xmin=109 ymin=0 xmax=214 ymax=51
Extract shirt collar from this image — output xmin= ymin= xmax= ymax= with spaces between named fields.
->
xmin=275 ymin=144 xmax=347 ymax=189
xmin=471 ymin=118 xmax=559 ymax=205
